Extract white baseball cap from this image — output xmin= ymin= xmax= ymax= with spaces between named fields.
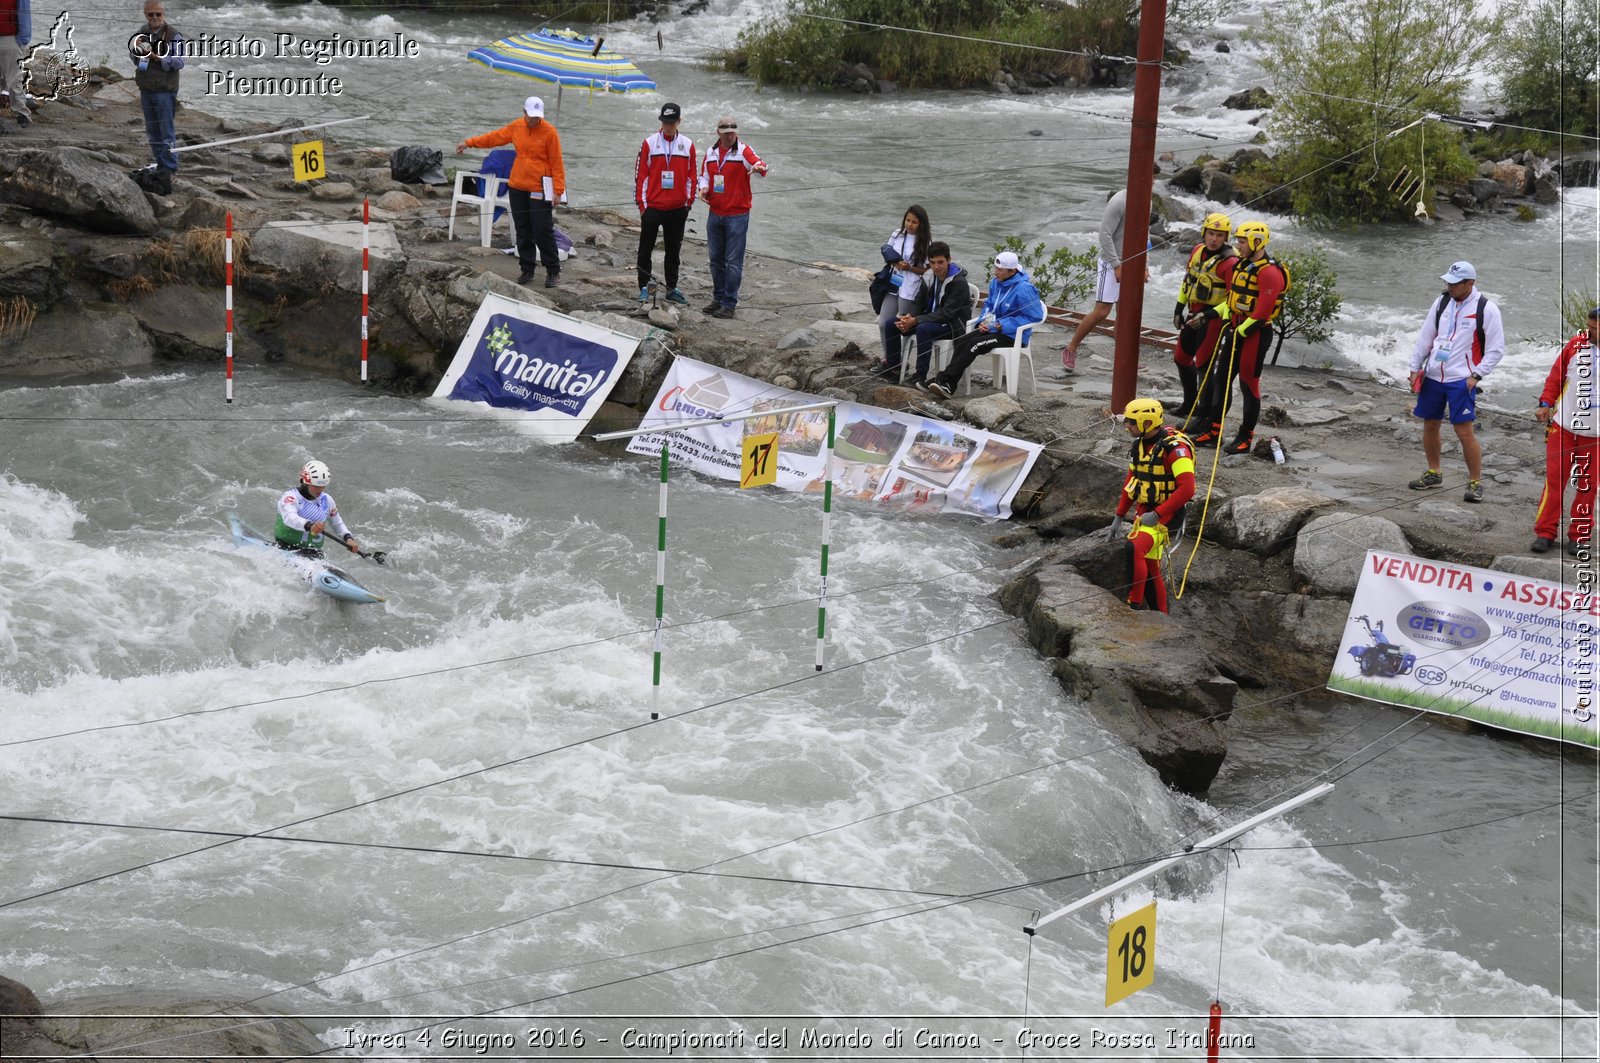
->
xmin=994 ymin=251 xmax=1021 ymax=270
xmin=523 ymin=96 xmax=545 ymax=118
xmin=1440 ymin=261 xmax=1476 ymax=283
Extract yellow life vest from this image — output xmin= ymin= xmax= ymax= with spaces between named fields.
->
xmin=1123 ymin=426 xmax=1195 ymax=506
xmin=1227 ymin=254 xmax=1291 ymax=322
xmin=1179 ymin=243 xmax=1236 ymax=309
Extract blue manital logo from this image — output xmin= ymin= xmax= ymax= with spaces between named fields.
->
xmin=450 ymin=316 xmax=617 ymax=417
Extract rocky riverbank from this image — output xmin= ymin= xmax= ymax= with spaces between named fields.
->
xmin=0 ymin=80 xmax=1584 ymax=791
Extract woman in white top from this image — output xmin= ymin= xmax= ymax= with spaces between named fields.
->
xmin=872 ymin=204 xmax=931 ymax=377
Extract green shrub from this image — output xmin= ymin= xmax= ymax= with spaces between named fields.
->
xmin=989 ymin=237 xmax=1098 ymax=307
xmin=1271 ymin=248 xmax=1341 ymax=362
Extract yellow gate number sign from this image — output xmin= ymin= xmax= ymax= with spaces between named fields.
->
xmin=741 ymin=432 xmax=778 ymax=488
xmin=292 ymin=140 xmax=326 ymax=182
xmin=1105 ymin=902 xmax=1155 ymax=1006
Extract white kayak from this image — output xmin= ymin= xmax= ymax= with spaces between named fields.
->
xmin=229 ymin=513 xmax=385 ymax=605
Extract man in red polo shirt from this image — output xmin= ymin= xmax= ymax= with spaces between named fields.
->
xmin=634 ymin=101 xmax=696 ymax=307
xmin=697 ymin=114 xmax=767 ymax=319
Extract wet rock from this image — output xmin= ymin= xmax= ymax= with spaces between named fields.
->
xmin=1 ymin=300 xmax=155 ymax=374
xmin=1222 ymin=86 xmax=1273 ymax=110
xmin=1284 ymin=405 xmax=1347 ymax=426
xmin=778 ymin=327 xmax=817 ymax=350
xmin=1534 ymin=172 xmax=1561 ymax=205
xmin=1000 ymin=563 xmax=1235 ymax=795
xmin=374 ymin=190 xmax=420 ymax=212
xmin=0 ymin=230 xmax=60 ymax=302
xmin=1201 ymin=169 xmax=1236 ymax=204
xmin=1490 ymin=162 xmax=1531 ymax=196
xmin=647 ymin=305 xmax=680 ymax=329
xmin=0 ymin=146 xmax=158 ymax=233
xmin=309 ymin=180 xmax=356 ymax=201
xmin=1214 ymin=41 xmax=1231 ymax=52
xmin=1416 ymin=499 xmax=1492 ymax=531
xmin=1466 ymin=178 xmax=1502 ymax=204
xmin=876 ymin=80 xmax=900 ymax=94
xmin=1210 ymin=486 xmax=1337 ymax=555
xmin=1169 ymin=164 xmax=1203 ymax=192
xmin=963 ymin=392 xmax=1024 ymax=431
xmin=252 ymin=142 xmax=290 ymax=164
xmin=1294 ymin=512 xmax=1410 ymax=594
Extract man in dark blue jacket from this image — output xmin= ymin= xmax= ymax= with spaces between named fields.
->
xmin=893 ymin=241 xmax=972 ymax=387
xmin=925 ymin=250 xmax=1043 ymax=398
xmin=0 ymin=0 xmax=30 ymax=127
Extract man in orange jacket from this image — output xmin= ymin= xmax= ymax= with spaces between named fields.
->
xmin=457 ymin=96 xmax=567 ymax=289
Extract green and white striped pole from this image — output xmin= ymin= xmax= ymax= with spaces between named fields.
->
xmin=815 ymin=408 xmax=835 ymax=672
xmin=652 ymin=442 xmax=669 ymax=719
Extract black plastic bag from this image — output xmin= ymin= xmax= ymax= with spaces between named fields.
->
xmin=390 ymin=146 xmax=446 ymax=185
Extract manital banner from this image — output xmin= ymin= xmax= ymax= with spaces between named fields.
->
xmin=627 ymin=356 xmax=1043 ymax=520
xmin=1328 ymin=549 xmax=1598 ymax=748
xmin=431 ymin=294 xmax=638 ymax=443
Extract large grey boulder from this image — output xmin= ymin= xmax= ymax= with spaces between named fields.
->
xmin=247 ymin=219 xmax=406 ymax=295
xmin=1293 ymin=512 xmax=1410 ymax=594
xmin=0 ymin=229 xmax=60 ymax=301
xmin=0 ymin=300 xmax=155 ymax=375
xmin=0 ymin=147 xmax=158 ymax=234
xmin=962 ymin=392 xmax=1024 ymax=431
xmin=1001 ymin=563 xmax=1236 ymax=795
xmin=1211 ymin=486 xmax=1337 ymax=554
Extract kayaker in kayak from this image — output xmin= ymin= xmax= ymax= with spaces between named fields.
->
xmin=274 ymin=459 xmax=361 ymax=558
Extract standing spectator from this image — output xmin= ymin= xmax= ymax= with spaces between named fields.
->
xmin=1532 ymin=307 xmax=1598 ymax=554
xmin=895 ymin=241 xmax=972 ymax=387
xmin=129 ymin=0 xmax=183 ymax=194
xmin=0 ymin=0 xmax=31 ymax=128
xmin=1170 ymin=213 xmax=1237 ymax=418
xmin=1060 ymin=188 xmax=1127 ymax=373
xmin=870 ymin=204 xmax=930 ymax=379
xmin=634 ymin=101 xmax=696 ymax=306
xmin=924 ymin=250 xmax=1043 ymax=399
xmin=1192 ymin=221 xmax=1290 ymax=455
xmin=1405 ymin=261 xmax=1506 ymax=502
xmin=456 ymin=96 xmax=567 ymax=289
xmin=698 ymin=115 xmax=767 ymax=319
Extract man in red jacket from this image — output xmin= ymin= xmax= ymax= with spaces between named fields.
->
xmin=634 ymin=101 xmax=696 ymax=306
xmin=697 ymin=115 xmax=767 ymax=319
xmin=1532 ymin=307 xmax=1599 ymax=555
xmin=456 ymin=96 xmax=567 ymax=288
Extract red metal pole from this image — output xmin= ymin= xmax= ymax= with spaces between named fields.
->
xmin=1206 ymin=1000 xmax=1223 ymax=1062
xmin=1111 ymin=0 xmax=1168 ymax=414
xmin=224 ymin=211 xmax=234 ymax=404
xmin=360 ymin=198 xmax=370 ymax=382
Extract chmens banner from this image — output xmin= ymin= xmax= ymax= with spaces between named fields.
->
xmin=432 ymin=294 xmax=638 ymax=443
xmin=1329 ymin=549 xmax=1597 ymax=748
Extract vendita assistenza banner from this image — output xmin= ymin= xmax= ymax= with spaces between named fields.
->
xmin=1329 ymin=550 xmax=1597 ymax=748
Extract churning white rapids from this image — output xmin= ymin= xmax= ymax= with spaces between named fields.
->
xmin=1 ymin=369 xmax=1594 ymax=1060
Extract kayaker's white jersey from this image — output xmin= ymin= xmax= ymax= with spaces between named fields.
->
xmin=277 ymin=489 xmax=350 ymax=541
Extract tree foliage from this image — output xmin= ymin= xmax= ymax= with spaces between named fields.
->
xmin=724 ymin=0 xmax=1137 ymax=90
xmin=990 ymin=236 xmax=1098 ymax=307
xmin=1272 ymin=249 xmax=1341 ymax=362
xmin=1494 ymin=0 xmax=1599 ymax=141
xmin=1257 ymin=0 xmax=1498 ymax=222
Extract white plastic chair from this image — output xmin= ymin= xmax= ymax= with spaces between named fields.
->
xmin=989 ymin=314 xmax=1047 ymax=397
xmin=448 ymin=170 xmax=511 ymax=247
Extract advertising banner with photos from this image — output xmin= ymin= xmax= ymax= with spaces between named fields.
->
xmin=627 ymin=356 xmax=1043 ymax=520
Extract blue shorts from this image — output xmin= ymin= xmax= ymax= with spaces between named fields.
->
xmin=1413 ymin=376 xmax=1477 ymax=425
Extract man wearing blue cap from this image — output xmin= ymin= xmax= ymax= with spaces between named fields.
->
xmin=1406 ymin=261 xmax=1505 ymax=502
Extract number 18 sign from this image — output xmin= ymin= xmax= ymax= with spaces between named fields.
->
xmin=1105 ymin=902 xmax=1156 ymax=1005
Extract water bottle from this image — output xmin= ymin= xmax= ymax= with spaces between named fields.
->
xmin=1270 ymin=438 xmax=1285 ymax=464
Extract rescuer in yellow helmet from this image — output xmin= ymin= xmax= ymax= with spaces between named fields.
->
xmin=1192 ymin=220 xmax=1291 ymax=455
xmin=1171 ymin=212 xmax=1238 ymax=418
xmin=1107 ymin=398 xmax=1196 ymax=613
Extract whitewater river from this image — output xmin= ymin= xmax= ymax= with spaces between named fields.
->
xmin=2 ymin=0 xmax=1596 ymax=1059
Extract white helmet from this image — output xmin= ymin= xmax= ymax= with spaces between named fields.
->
xmin=300 ymin=460 xmax=331 ymax=487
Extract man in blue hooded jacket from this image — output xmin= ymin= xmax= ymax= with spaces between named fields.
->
xmin=925 ymin=250 xmax=1043 ymax=398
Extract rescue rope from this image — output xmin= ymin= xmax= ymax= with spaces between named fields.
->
xmin=1175 ymin=326 xmax=1239 ymax=599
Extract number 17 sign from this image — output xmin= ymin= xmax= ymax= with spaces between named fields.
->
xmin=1105 ymin=901 xmax=1156 ymax=1005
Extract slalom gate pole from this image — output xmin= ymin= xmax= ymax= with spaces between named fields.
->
xmin=650 ymin=443 xmax=668 ymax=720
xmin=1207 ymin=1000 xmax=1223 ymax=1062
xmin=224 ymin=212 xmax=234 ymax=403
xmin=815 ymin=407 xmax=834 ymax=672
xmin=360 ymin=199 xmax=370 ymax=382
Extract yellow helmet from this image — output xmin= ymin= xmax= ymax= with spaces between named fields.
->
xmin=1201 ymin=212 xmax=1233 ymax=236
xmin=1124 ymin=397 xmax=1165 ymax=434
xmin=1236 ymin=220 xmax=1271 ymax=252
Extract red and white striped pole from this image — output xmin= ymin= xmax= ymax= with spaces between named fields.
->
xmin=1206 ymin=1000 xmax=1223 ymax=1062
xmin=360 ymin=198 xmax=370 ymax=382
xmin=224 ymin=211 xmax=234 ymax=403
